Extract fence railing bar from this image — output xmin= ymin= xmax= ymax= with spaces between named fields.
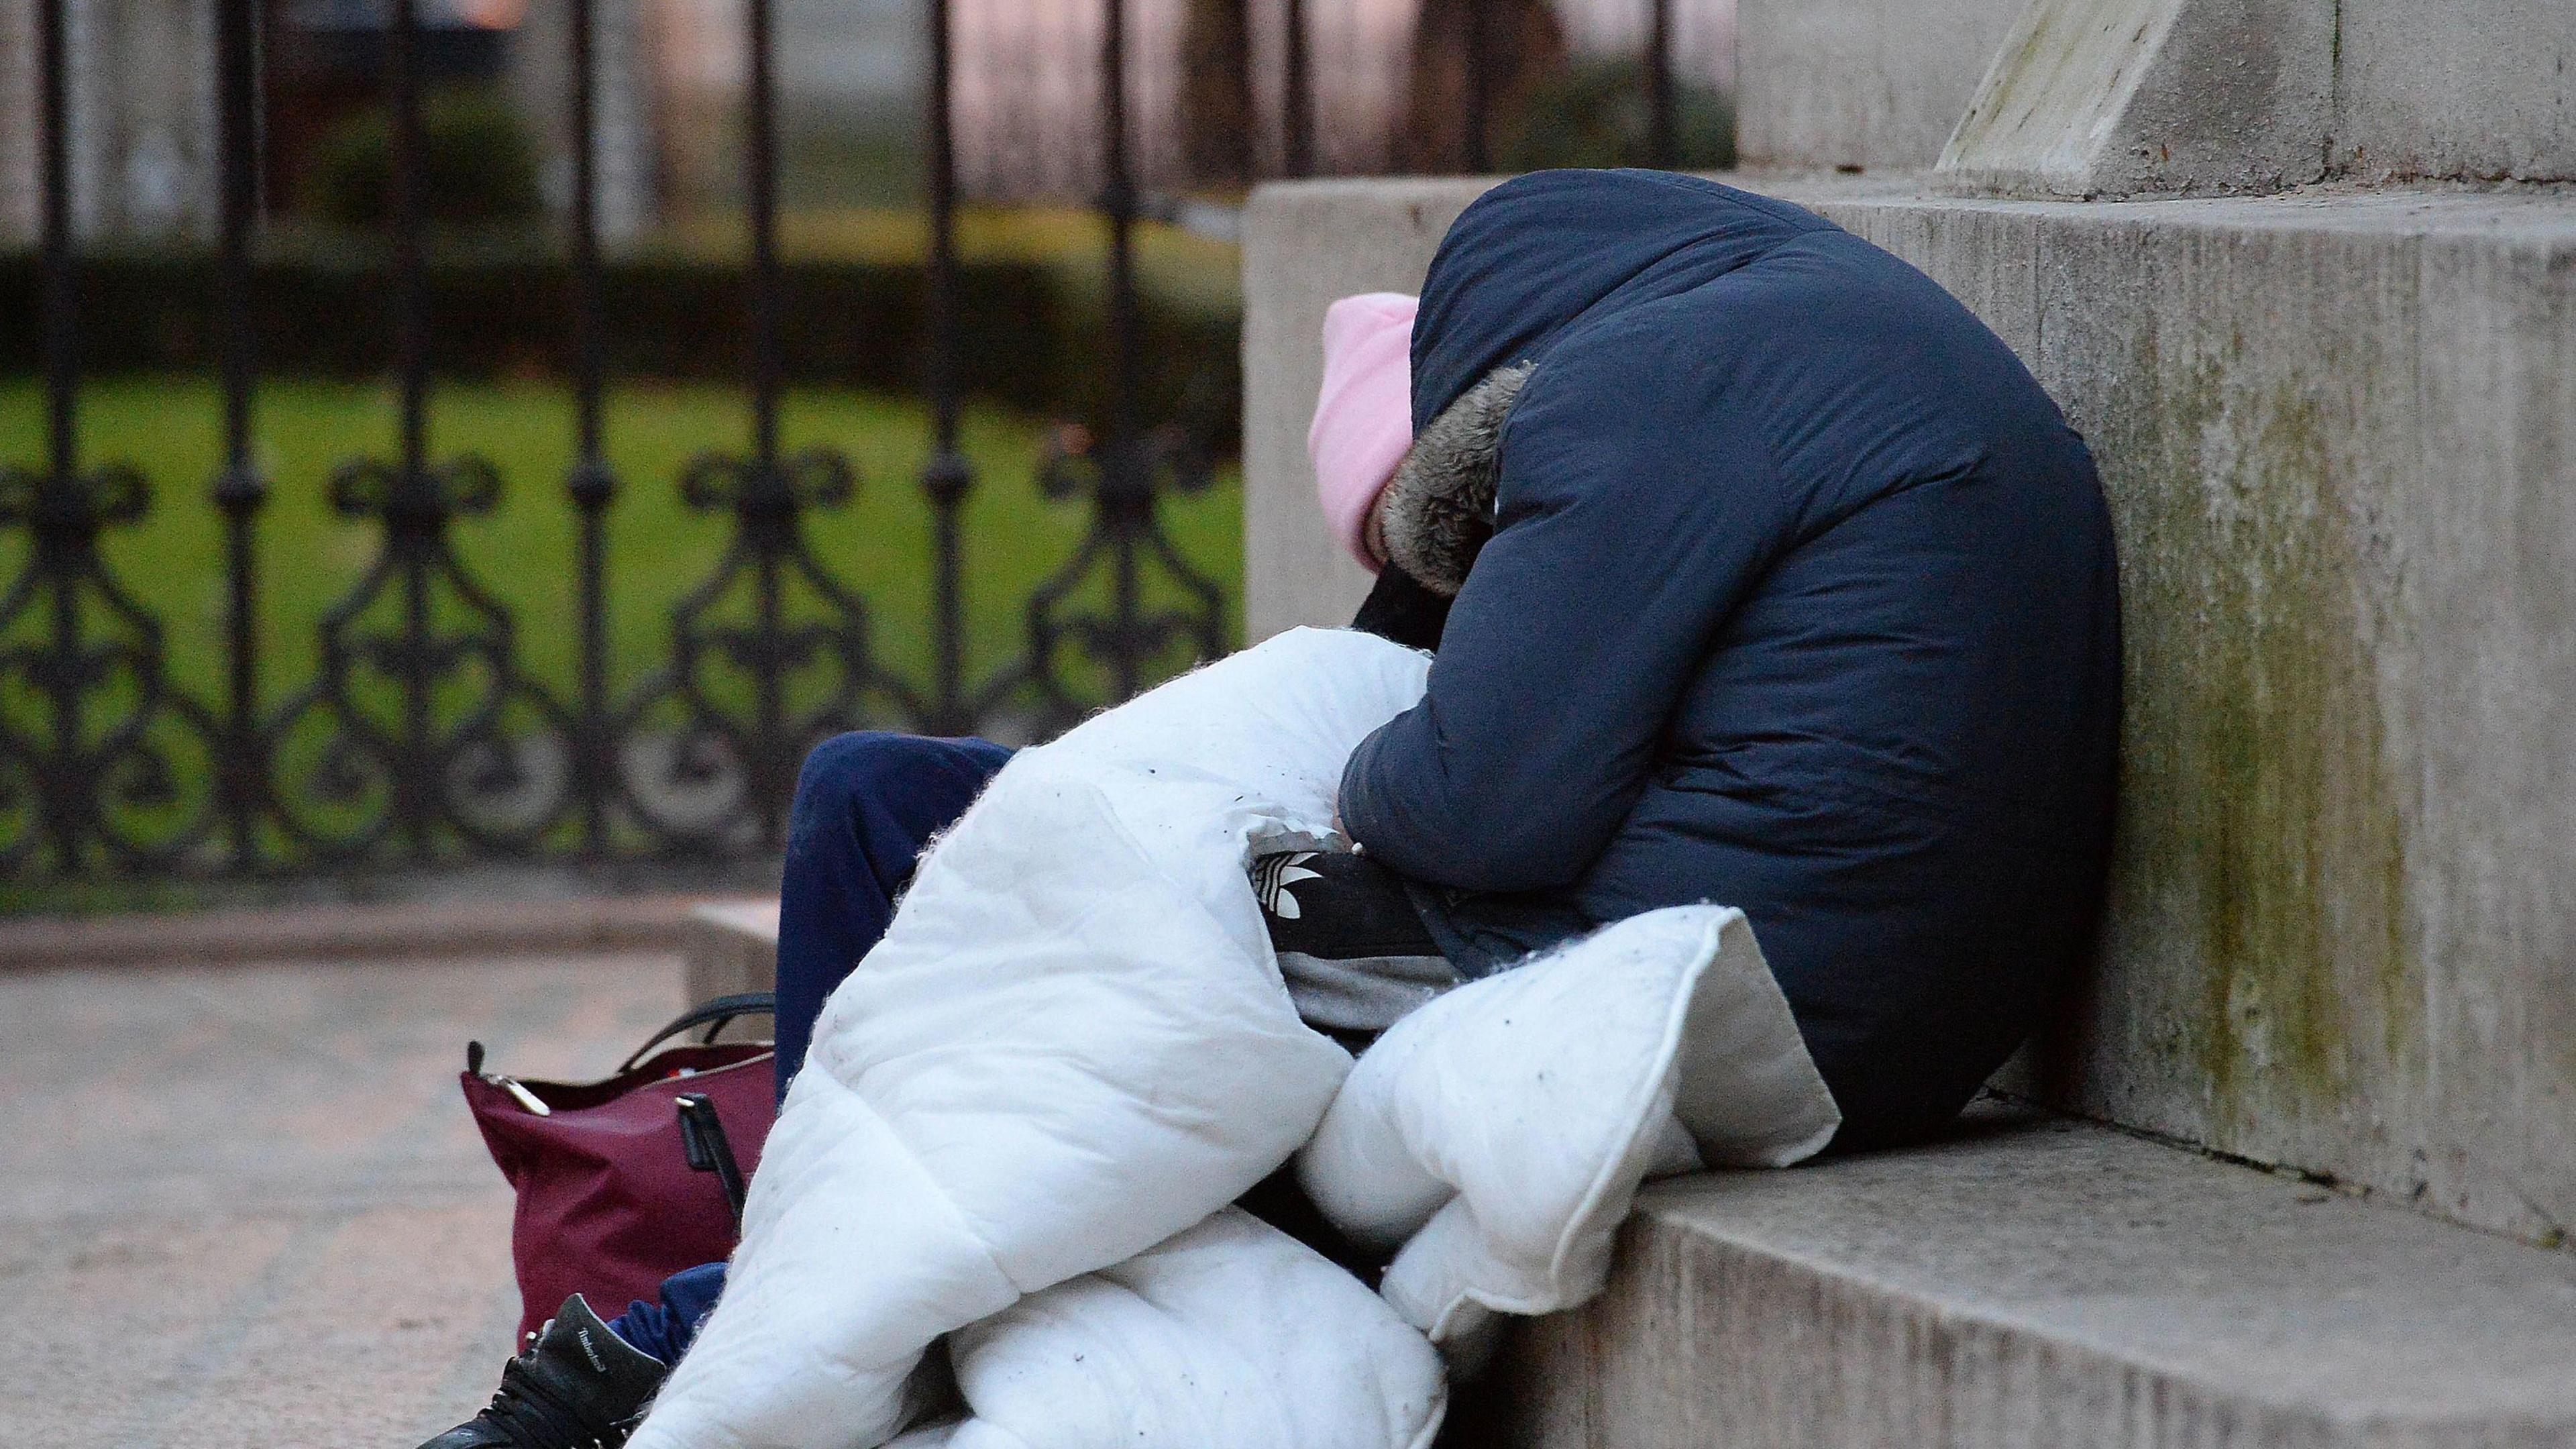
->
xmin=1648 ymin=0 xmax=1677 ymax=168
xmin=1100 ymin=0 xmax=1156 ymax=705
xmin=214 ymin=0 xmax=268 ymax=869
xmin=216 ymin=0 xmax=261 ymax=484
xmin=568 ymin=1 xmax=606 ymax=471
xmin=744 ymin=0 xmax=790 ymax=835
xmin=745 ymin=0 xmax=783 ymax=472
xmin=922 ymin=0 xmax=972 ymax=733
xmin=1282 ymin=0 xmax=1313 ymax=178
xmin=387 ymin=0 xmax=437 ymax=859
xmin=567 ymin=0 xmax=617 ymax=855
xmin=1102 ymin=0 xmax=1138 ymax=451
xmin=34 ymin=0 xmax=79 ymax=872
xmin=388 ymin=0 xmax=427 ymax=486
xmin=37 ymin=0 xmax=72 ymax=487
xmin=1463 ymin=0 xmax=1492 ymax=172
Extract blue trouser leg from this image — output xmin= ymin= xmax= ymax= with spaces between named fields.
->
xmin=605 ymin=732 xmax=1013 ymax=1362
xmin=771 ymin=731 xmax=1016 ymax=1101
xmin=608 ymin=1260 xmax=727 ymax=1364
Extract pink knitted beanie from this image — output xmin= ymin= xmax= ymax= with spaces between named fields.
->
xmin=1307 ymin=292 xmax=1418 ymax=571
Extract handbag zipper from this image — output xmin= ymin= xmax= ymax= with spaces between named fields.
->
xmin=465 ymin=1040 xmax=553 ymax=1115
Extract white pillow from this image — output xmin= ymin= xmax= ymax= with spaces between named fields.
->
xmin=887 ymin=1208 xmax=1446 ymax=1449
xmin=1295 ymin=904 xmax=1838 ymax=1369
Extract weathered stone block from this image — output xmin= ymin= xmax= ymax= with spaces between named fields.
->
xmin=680 ymin=899 xmax=778 ymax=1009
xmin=1750 ymin=0 xmax=2576 ymax=196
xmin=1937 ymin=0 xmax=2335 ymax=198
xmin=1807 ymin=188 xmax=2576 ymax=1248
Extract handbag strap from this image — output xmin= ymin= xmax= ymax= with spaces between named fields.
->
xmin=616 ymin=991 xmax=776 ymax=1075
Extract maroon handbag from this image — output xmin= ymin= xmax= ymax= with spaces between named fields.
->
xmin=462 ymin=994 xmax=776 ymax=1342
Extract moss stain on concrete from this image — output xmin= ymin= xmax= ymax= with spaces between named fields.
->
xmin=2109 ymin=312 xmax=2418 ymax=1136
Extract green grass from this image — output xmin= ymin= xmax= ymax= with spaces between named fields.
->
xmin=0 ymin=374 xmax=1242 ymax=732
xmin=711 ymin=203 xmax=1244 ymax=316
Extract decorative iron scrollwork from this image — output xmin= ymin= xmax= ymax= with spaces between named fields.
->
xmin=614 ymin=446 xmax=924 ymax=849
xmin=1 ymin=0 xmax=1271 ymax=884
xmin=0 ymin=464 xmax=223 ymax=873
xmin=988 ymin=422 xmax=1228 ymax=735
xmin=264 ymin=455 xmax=576 ymax=862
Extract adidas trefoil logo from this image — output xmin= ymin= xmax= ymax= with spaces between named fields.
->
xmin=1254 ymin=851 xmax=1326 ymax=920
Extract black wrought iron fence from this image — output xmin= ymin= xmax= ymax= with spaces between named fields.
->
xmin=0 ymin=0 xmax=1711 ymax=884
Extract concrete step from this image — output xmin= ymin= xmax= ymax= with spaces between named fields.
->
xmin=685 ymin=905 xmax=2576 ymax=1443
xmin=1464 ymin=1106 xmax=2576 ymax=1448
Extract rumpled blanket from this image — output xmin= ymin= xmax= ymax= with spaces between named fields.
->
xmin=629 ymin=629 xmax=1839 ymax=1449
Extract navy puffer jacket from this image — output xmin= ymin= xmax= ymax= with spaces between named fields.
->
xmin=1339 ymin=172 xmax=2121 ymax=1148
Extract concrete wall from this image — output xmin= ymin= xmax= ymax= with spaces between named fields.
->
xmin=1241 ymin=174 xmax=2576 ymax=1249
xmin=2334 ymin=0 xmax=2576 ymax=182
xmin=1820 ymin=187 xmax=2576 ymax=1250
xmin=1735 ymin=0 xmax=2031 ymax=171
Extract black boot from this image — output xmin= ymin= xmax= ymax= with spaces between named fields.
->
xmin=419 ymin=1295 xmax=667 ymax=1449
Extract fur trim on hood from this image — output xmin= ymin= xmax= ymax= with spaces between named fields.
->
xmin=1379 ymin=362 xmax=1532 ymax=597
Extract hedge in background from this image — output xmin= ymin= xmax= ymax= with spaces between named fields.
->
xmin=0 ymin=252 xmax=1242 ymax=449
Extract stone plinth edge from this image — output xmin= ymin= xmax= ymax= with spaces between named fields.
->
xmin=1462 ymin=1110 xmax=2576 ymax=1448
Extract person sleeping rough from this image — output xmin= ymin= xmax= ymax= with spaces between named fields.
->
xmin=417 ymin=168 xmax=2121 ymax=1449
xmin=1342 ymin=169 xmax=2123 ymax=1148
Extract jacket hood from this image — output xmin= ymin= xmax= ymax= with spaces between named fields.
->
xmin=1379 ymin=170 xmax=1837 ymax=593
xmin=1377 ymin=361 xmax=1529 ymax=596
xmin=1407 ymin=170 xmax=1835 ymax=428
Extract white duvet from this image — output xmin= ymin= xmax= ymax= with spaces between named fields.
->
xmin=629 ymin=629 xmax=1838 ymax=1449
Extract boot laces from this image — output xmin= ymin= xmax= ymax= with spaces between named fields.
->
xmin=472 ymin=1332 xmax=626 ymax=1449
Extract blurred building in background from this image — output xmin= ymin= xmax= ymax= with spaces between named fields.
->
xmin=0 ymin=0 xmax=218 ymax=241
xmin=0 ymin=0 xmax=662 ymax=243
xmin=272 ymin=0 xmax=658 ymax=236
xmin=954 ymin=0 xmax=1737 ymax=197
xmin=649 ymin=0 xmax=928 ymax=211
xmin=1 ymin=0 xmax=1739 ymax=246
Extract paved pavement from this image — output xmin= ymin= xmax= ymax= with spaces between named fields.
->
xmin=1 ymin=951 xmax=688 ymax=1449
